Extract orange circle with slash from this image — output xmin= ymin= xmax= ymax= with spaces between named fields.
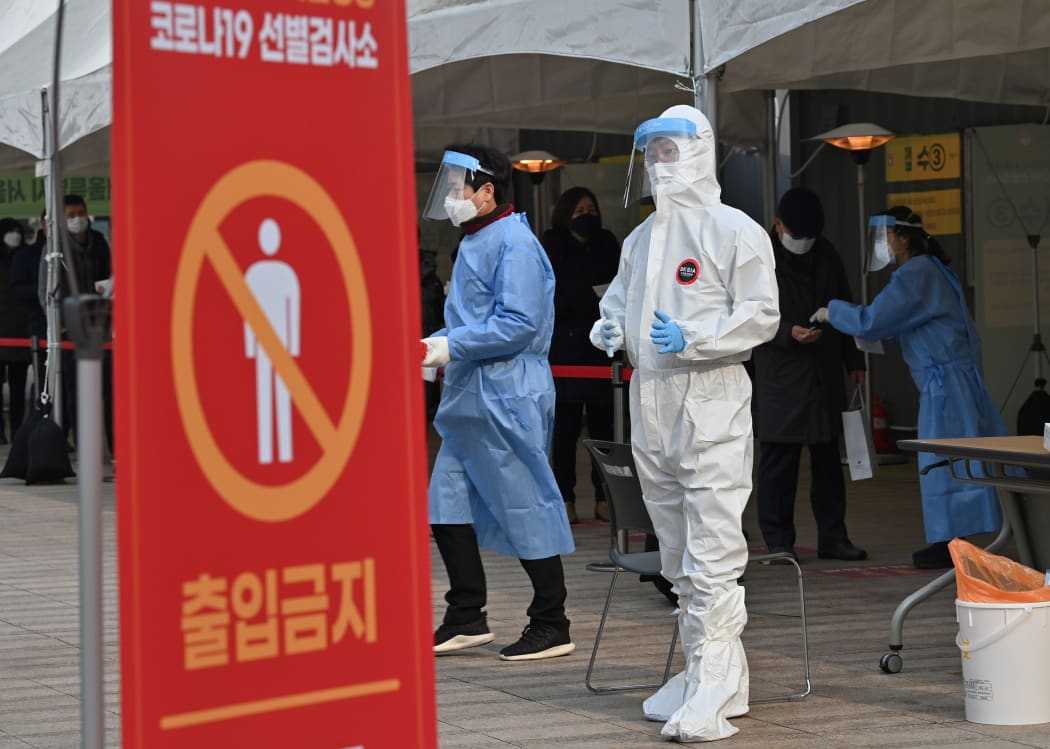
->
xmin=171 ymin=160 xmax=371 ymax=522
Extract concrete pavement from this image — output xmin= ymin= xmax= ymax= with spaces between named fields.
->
xmin=2 ymin=445 xmax=1049 ymax=747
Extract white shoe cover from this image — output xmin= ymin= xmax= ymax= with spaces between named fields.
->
xmin=643 ymin=670 xmax=688 ymax=722
xmin=660 ymin=588 xmax=749 ymax=742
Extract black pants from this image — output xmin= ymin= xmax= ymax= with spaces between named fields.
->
xmin=551 ymin=398 xmax=613 ymax=504
xmin=757 ymin=440 xmax=848 ymax=550
xmin=431 ymin=523 xmax=569 ymax=632
xmin=0 ymin=359 xmax=28 ymax=438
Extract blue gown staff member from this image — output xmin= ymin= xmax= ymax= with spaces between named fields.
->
xmin=752 ymin=188 xmax=867 ymax=562
xmin=420 ymin=145 xmax=576 ymax=661
xmin=811 ymin=207 xmax=1006 ymax=570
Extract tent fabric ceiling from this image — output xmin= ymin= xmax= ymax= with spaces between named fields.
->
xmin=408 ymin=0 xmax=697 ymax=156
xmin=412 ymin=53 xmax=694 ymax=158
xmin=407 ymin=0 xmax=691 ymax=76
xmin=701 ymin=0 xmax=1050 ymax=107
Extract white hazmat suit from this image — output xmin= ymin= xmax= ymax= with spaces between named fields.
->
xmin=590 ymin=105 xmax=779 ymax=741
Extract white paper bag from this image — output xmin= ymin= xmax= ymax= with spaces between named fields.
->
xmin=854 ymin=336 xmax=884 ymax=354
xmin=842 ymin=387 xmax=876 ymax=481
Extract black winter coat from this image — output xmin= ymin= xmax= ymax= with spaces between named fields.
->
xmin=10 ymin=239 xmax=45 ymax=338
xmin=752 ymin=232 xmax=865 ymax=443
xmin=542 ymin=227 xmax=620 ymax=402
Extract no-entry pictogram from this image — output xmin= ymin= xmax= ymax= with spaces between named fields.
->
xmin=171 ymin=160 xmax=372 ymax=522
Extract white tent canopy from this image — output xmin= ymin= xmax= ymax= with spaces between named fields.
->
xmin=700 ymin=0 xmax=1050 ymax=107
xmin=0 ymin=0 xmax=111 ymax=169
xmin=2 ymin=1 xmax=1047 ymax=170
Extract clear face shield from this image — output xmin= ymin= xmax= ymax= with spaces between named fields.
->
xmin=422 ymin=150 xmax=494 ymax=223
xmin=868 ymin=215 xmax=895 ymax=271
xmin=623 ymin=117 xmax=698 ymax=207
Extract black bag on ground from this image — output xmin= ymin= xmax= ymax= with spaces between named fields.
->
xmin=2 ymin=396 xmax=75 ymax=484
xmin=0 ymin=408 xmax=39 ymax=479
xmin=25 ymin=401 xmax=75 ymax=484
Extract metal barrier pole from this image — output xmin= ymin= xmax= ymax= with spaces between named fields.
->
xmin=611 ymin=361 xmax=629 ymax=553
xmin=612 ymin=361 xmax=627 ymax=443
xmin=64 ymin=295 xmax=110 ymax=749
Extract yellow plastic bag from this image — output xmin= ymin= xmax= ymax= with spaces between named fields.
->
xmin=949 ymin=538 xmax=1050 ymax=603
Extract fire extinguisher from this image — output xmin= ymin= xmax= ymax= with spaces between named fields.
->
xmin=872 ymin=395 xmax=892 ymax=454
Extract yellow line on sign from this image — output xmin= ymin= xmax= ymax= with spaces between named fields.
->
xmin=159 ymin=678 xmax=401 ymax=729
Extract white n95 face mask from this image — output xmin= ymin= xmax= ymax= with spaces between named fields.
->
xmin=67 ymin=216 xmax=89 ymax=234
xmin=781 ymin=234 xmax=815 ymax=255
xmin=444 ymin=196 xmax=478 ymax=227
xmin=3 ymin=231 xmax=21 ymax=248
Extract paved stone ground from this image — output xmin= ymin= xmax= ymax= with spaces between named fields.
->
xmin=2 ymin=441 xmax=1049 ymax=747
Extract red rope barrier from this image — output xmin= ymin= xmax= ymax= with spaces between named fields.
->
xmin=0 ymin=338 xmax=114 ymax=351
xmin=550 ymin=364 xmax=632 ymax=380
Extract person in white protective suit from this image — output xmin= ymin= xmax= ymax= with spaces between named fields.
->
xmin=590 ymin=105 xmax=779 ymax=742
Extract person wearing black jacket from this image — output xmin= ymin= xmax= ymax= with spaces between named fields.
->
xmin=751 ymin=188 xmax=867 ymax=561
xmin=11 ymin=211 xmax=47 ymax=397
xmin=542 ymin=187 xmax=620 ymax=524
xmin=39 ymin=195 xmax=113 ymax=451
xmin=0 ymin=218 xmax=30 ymax=440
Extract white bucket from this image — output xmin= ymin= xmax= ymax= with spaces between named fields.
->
xmin=956 ymin=599 xmax=1050 ymax=725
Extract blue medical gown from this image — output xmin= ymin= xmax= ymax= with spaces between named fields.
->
xmin=428 ymin=212 xmax=575 ymax=560
xmin=828 ymin=255 xmax=1004 ymax=543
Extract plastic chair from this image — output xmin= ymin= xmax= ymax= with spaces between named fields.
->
xmin=583 ymin=439 xmax=679 ymax=693
xmin=584 ymin=439 xmax=811 ymax=702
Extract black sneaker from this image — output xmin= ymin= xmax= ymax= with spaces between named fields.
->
xmin=433 ymin=617 xmax=495 ymax=654
xmin=498 ymin=624 xmax=575 ymax=661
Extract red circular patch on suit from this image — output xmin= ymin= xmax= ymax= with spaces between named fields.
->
xmin=676 ymin=259 xmax=699 ymax=285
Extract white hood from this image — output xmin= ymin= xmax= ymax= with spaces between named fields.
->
xmin=651 ymin=105 xmax=721 ymax=210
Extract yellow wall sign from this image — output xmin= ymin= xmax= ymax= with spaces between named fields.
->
xmin=885 ymin=133 xmax=960 ymax=182
xmin=886 ymin=188 xmax=962 ymax=235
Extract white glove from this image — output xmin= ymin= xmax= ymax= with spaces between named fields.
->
xmin=421 ymin=336 xmax=450 ymax=367
xmin=600 ymin=319 xmax=624 ymax=357
xmin=809 ymin=307 xmax=829 ymax=324
xmin=95 ymin=277 xmax=114 ymax=299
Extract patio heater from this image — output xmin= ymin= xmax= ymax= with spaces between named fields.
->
xmin=511 ymin=150 xmax=565 ymax=235
xmin=811 ymin=123 xmax=895 ymax=424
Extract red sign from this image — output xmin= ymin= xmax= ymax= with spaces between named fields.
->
xmin=111 ymin=2 xmax=436 ymax=747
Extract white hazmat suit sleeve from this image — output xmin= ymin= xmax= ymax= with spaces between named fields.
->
xmin=674 ymin=224 xmax=779 ymax=360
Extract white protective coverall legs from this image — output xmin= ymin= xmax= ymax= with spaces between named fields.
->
xmin=634 ymin=365 xmax=752 ymax=740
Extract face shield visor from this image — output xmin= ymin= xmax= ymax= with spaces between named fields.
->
xmin=623 ymin=117 xmax=698 ymax=207
xmin=422 ymin=150 xmax=494 ymax=222
xmin=868 ymin=216 xmax=895 ymax=271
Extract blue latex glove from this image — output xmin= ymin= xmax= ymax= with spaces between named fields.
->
xmin=650 ymin=310 xmax=685 ymax=354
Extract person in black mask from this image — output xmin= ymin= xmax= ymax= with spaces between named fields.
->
xmin=542 ymin=187 xmax=621 ymax=524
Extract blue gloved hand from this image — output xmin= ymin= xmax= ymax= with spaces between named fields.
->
xmin=650 ymin=310 xmax=685 ymax=354
xmin=600 ymin=319 xmax=624 ymax=357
